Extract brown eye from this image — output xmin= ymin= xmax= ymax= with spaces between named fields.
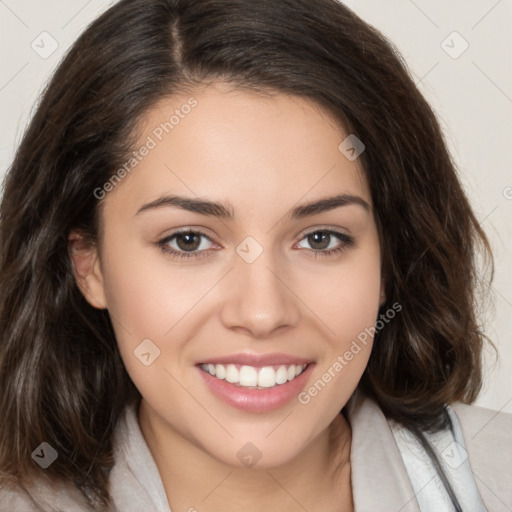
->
xmin=296 ymin=229 xmax=354 ymax=258
xmin=157 ymin=230 xmax=216 ymax=260
xmin=306 ymin=231 xmax=332 ymax=250
xmin=175 ymin=232 xmax=202 ymax=252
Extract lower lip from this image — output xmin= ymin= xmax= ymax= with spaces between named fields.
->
xmin=198 ymin=364 xmax=315 ymax=413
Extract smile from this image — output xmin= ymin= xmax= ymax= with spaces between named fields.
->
xmin=200 ymin=363 xmax=308 ymax=389
xmin=197 ymin=357 xmax=315 ymax=413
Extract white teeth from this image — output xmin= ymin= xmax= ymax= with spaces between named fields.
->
xmin=239 ymin=365 xmax=258 ymax=386
xmin=215 ymin=364 xmax=226 ymax=380
xmin=201 ymin=363 xmax=307 ymax=388
xmin=257 ymin=366 xmax=276 ymax=388
xmin=275 ymin=365 xmax=288 ymax=385
xmin=225 ymin=364 xmax=239 ymax=383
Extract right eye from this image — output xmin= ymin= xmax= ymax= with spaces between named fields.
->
xmin=157 ymin=230 xmax=218 ymax=260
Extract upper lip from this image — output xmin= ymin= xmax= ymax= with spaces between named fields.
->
xmin=198 ymin=353 xmax=313 ymax=367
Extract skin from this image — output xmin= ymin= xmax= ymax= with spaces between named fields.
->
xmin=70 ymin=81 xmax=384 ymax=511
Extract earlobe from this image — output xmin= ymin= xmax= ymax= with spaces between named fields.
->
xmin=68 ymin=231 xmax=107 ymax=309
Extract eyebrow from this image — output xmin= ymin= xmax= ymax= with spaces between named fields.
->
xmin=135 ymin=193 xmax=370 ymax=219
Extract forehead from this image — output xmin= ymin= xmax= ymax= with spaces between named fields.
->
xmin=103 ymin=82 xmax=371 ymax=219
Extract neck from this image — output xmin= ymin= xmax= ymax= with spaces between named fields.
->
xmin=138 ymin=400 xmax=353 ymax=512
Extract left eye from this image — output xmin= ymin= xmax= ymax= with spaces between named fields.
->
xmin=296 ymin=230 xmax=351 ymax=252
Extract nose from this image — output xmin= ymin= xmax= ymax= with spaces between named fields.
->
xmin=219 ymin=247 xmax=301 ymax=339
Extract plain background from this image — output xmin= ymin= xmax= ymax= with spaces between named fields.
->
xmin=0 ymin=0 xmax=511 ymax=413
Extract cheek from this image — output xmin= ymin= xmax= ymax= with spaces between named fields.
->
xmin=98 ymin=233 xmax=231 ymax=395
xmin=100 ymin=232 xmax=206 ymax=338
xmin=297 ymin=239 xmax=381 ymax=406
xmin=301 ymin=240 xmax=382 ymax=346
xmin=333 ymin=260 xmax=382 ymax=344
xmin=97 ymin=235 xmax=185 ymax=378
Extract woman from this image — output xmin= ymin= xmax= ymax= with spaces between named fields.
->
xmin=0 ymin=0 xmax=510 ymax=511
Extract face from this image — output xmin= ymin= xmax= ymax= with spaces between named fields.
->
xmin=72 ymin=81 xmax=383 ymax=468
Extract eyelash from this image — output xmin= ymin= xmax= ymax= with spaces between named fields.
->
xmin=156 ymin=228 xmax=354 ymax=261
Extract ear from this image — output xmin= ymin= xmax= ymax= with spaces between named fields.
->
xmin=68 ymin=230 xmax=107 ymax=309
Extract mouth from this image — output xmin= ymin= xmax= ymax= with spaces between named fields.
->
xmin=199 ymin=363 xmax=308 ymax=389
xmin=196 ymin=354 xmax=315 ymax=413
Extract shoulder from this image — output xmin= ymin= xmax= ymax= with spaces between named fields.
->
xmin=0 ymin=476 xmax=97 ymax=512
xmin=450 ymin=400 xmax=512 ymax=440
xmin=346 ymin=390 xmax=512 ymax=510
xmin=446 ymin=401 xmax=512 ymax=509
xmin=450 ymin=400 xmax=512 ymax=469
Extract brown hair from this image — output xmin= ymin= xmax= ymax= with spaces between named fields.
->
xmin=0 ymin=0 xmax=493 ymax=508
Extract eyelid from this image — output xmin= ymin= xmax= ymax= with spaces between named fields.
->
xmin=157 ymin=225 xmax=216 ymax=240
xmin=296 ymin=223 xmax=352 ymax=240
xmin=297 ymin=225 xmax=351 ymax=239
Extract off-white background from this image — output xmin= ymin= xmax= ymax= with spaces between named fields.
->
xmin=1 ymin=1 xmax=511 ymax=412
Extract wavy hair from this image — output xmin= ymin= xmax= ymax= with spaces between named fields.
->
xmin=0 ymin=0 xmax=493 ymax=508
